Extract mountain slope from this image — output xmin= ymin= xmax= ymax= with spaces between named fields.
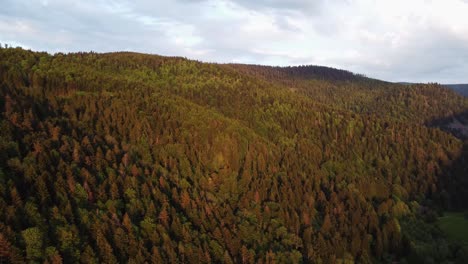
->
xmin=0 ymin=47 xmax=467 ymax=263
xmin=444 ymin=84 xmax=468 ymax=97
xmin=227 ymin=65 xmax=468 ymax=124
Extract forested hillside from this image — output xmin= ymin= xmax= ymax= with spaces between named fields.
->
xmin=1 ymin=46 xmax=468 ymax=263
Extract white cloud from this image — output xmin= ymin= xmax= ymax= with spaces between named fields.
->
xmin=0 ymin=0 xmax=467 ymax=83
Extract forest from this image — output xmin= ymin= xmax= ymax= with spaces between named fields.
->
xmin=0 ymin=46 xmax=468 ymax=263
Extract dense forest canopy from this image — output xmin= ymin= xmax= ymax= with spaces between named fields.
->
xmin=0 ymin=46 xmax=468 ymax=263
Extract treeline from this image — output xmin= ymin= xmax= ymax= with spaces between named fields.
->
xmin=0 ymin=46 xmax=467 ymax=263
xmin=226 ymin=64 xmax=369 ymax=82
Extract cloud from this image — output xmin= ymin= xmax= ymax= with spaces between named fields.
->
xmin=325 ymin=0 xmax=468 ymax=83
xmin=231 ymin=0 xmax=319 ymax=11
xmin=0 ymin=0 xmax=467 ymax=83
xmin=0 ymin=0 xmax=203 ymax=55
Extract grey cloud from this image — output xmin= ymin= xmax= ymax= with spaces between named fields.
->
xmin=0 ymin=0 xmax=194 ymax=55
xmin=371 ymin=29 xmax=467 ymax=83
xmin=333 ymin=29 xmax=468 ymax=83
xmin=227 ymin=0 xmax=323 ymax=13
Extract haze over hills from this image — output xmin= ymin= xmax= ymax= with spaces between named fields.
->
xmin=1 ymin=46 xmax=468 ymax=264
xmin=444 ymin=84 xmax=468 ymax=97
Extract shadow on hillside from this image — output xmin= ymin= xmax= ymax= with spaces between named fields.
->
xmin=427 ymin=110 xmax=468 ymax=140
xmin=427 ymin=110 xmax=468 ymax=210
xmin=439 ymin=144 xmax=468 ymax=210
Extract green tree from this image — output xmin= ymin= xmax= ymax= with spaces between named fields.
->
xmin=22 ymin=227 xmax=44 ymax=261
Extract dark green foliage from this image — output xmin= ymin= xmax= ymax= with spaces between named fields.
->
xmin=399 ymin=214 xmax=468 ymax=264
xmin=439 ymin=212 xmax=468 ymax=245
xmin=0 ymin=46 xmax=467 ymax=263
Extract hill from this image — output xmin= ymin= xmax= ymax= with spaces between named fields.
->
xmin=399 ymin=82 xmax=468 ymax=97
xmin=0 ymin=46 xmax=468 ymax=263
xmin=444 ymin=84 xmax=468 ymax=97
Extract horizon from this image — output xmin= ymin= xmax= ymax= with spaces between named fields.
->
xmin=3 ymin=44 xmax=467 ymax=85
xmin=1 ymin=0 xmax=468 ymax=83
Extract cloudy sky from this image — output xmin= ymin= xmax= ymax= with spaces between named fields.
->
xmin=1 ymin=0 xmax=468 ymax=83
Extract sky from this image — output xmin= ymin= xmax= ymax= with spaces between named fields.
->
xmin=1 ymin=0 xmax=468 ymax=83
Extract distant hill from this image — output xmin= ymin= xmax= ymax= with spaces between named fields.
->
xmin=227 ymin=64 xmax=375 ymax=82
xmin=444 ymin=84 xmax=468 ymax=97
xmin=398 ymin=82 xmax=468 ymax=97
